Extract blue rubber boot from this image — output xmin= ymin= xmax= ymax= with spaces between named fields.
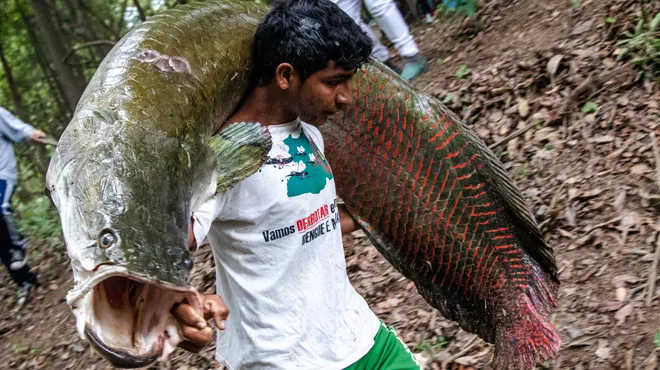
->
xmin=401 ymin=54 xmax=428 ymax=81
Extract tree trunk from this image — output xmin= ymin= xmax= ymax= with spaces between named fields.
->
xmin=30 ymin=0 xmax=87 ymax=113
xmin=17 ymin=3 xmax=69 ymax=120
xmin=0 ymin=39 xmax=28 ymax=120
xmin=70 ymin=0 xmax=112 ymax=62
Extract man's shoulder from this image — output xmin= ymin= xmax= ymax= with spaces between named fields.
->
xmin=300 ymin=121 xmax=324 ymax=147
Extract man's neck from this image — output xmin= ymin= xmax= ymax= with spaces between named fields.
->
xmin=219 ymin=85 xmax=298 ymax=132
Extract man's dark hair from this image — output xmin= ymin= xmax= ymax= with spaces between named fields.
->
xmin=253 ymin=0 xmax=373 ymax=86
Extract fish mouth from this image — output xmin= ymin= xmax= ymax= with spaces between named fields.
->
xmin=85 ymin=324 xmax=161 ymax=368
xmin=68 ymin=268 xmax=201 ymax=368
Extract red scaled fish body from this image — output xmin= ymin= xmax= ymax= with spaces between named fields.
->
xmin=321 ymin=63 xmax=560 ymax=369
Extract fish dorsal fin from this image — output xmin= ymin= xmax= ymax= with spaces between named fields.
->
xmin=457 ymin=118 xmax=559 ymax=280
xmin=208 ymin=122 xmax=272 ymax=192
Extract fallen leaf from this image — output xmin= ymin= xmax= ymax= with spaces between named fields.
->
xmin=573 ymin=19 xmax=595 ymax=35
xmin=517 ymin=98 xmax=530 ymax=118
xmin=489 ymin=110 xmax=503 ymax=122
xmin=631 ymin=164 xmax=651 ymax=175
xmin=70 ymin=344 xmax=85 ymax=353
xmin=595 ymin=339 xmax=612 ymax=360
xmin=597 ymin=301 xmax=625 ymax=312
xmin=614 ymin=191 xmax=627 ymax=213
xmin=612 ymin=275 xmax=640 ymax=286
xmin=547 ymin=55 xmax=563 ymax=78
xmin=644 ymin=351 xmax=657 ymax=370
xmin=558 ymin=228 xmax=576 ymax=238
xmin=595 ymin=346 xmax=611 ymax=360
xmin=565 ymin=207 xmax=577 ymax=227
xmin=454 ymin=355 xmax=479 ymax=365
xmin=566 ymin=325 xmax=583 ymax=339
xmin=615 ymin=304 xmax=633 ymax=325
xmin=621 ymin=211 xmax=640 ymax=228
xmin=591 ymin=135 xmax=614 ymax=144
xmin=579 ymin=188 xmax=603 ymax=200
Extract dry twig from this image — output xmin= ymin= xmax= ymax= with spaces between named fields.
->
xmin=488 ymin=120 xmax=538 ymax=150
xmin=441 ymin=335 xmax=480 ymax=370
xmin=648 ymin=132 xmax=660 ymax=306
xmin=583 ymin=216 xmax=623 ymax=234
xmin=555 ymin=75 xmax=597 ymax=120
xmin=648 ymin=235 xmax=660 ymax=307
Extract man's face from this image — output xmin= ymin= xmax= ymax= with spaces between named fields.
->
xmin=295 ymin=61 xmax=355 ymax=126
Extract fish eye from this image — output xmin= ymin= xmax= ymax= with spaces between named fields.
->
xmin=98 ymin=230 xmax=116 ymax=249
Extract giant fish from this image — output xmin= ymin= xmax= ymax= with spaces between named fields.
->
xmin=45 ymin=1 xmax=560 ymax=369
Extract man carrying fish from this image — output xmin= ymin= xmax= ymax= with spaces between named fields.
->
xmin=176 ymin=0 xmax=421 ymax=368
xmin=47 ymin=0 xmax=559 ymax=366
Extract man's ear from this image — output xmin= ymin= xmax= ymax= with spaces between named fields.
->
xmin=274 ymin=63 xmax=298 ymax=90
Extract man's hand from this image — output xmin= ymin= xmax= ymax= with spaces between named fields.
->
xmin=173 ymin=294 xmax=229 ymax=353
xmin=338 ymin=204 xmax=358 ymax=235
xmin=27 ymin=129 xmax=46 ymax=142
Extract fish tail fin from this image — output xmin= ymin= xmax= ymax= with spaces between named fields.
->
xmin=209 ymin=122 xmax=272 ymax=192
xmin=494 ymin=292 xmax=561 ymax=370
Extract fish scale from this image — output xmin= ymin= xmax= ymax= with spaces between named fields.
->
xmin=322 ymin=63 xmax=560 ymax=369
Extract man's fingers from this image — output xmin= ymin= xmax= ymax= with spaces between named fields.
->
xmin=173 ymin=303 xmax=207 ymax=329
xmin=202 ymin=296 xmax=229 ymax=330
xmin=180 ymin=325 xmax=214 ymax=348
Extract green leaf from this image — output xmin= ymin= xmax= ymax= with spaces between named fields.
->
xmin=582 ymin=101 xmax=598 ymax=114
xmin=654 ymin=331 xmax=660 ymax=347
xmin=605 ymin=17 xmax=616 ymax=24
xmin=650 ymin=13 xmax=660 ymax=32
xmin=571 ymin=0 xmax=581 ymax=8
xmin=436 ymin=58 xmax=445 ymax=65
xmin=635 ymin=17 xmax=645 ymax=35
xmin=456 ymin=64 xmax=471 ymax=79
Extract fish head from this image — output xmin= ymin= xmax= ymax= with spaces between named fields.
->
xmin=45 ymin=109 xmax=212 ymax=368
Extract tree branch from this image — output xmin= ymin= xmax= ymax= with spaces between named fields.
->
xmin=61 ymin=40 xmax=116 ymax=64
xmin=133 ymin=0 xmax=146 ymax=21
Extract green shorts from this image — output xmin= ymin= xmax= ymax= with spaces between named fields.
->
xmin=345 ymin=322 xmax=422 ymax=370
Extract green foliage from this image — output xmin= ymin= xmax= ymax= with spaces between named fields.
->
xmin=13 ymin=156 xmax=62 ymax=249
xmin=654 ymin=331 xmax=660 ymax=347
xmin=606 ymin=17 xmax=616 ymax=24
xmin=571 ymin=0 xmax=581 ymax=8
xmin=436 ymin=0 xmax=479 ymax=18
xmin=415 ymin=336 xmax=448 ymax=352
xmin=456 ymin=64 xmax=471 ymax=79
xmin=616 ymin=11 xmax=660 ymax=79
xmin=515 ymin=164 xmax=533 ymax=178
xmin=582 ymin=101 xmax=598 ymax=114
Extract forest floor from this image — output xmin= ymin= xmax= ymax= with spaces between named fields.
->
xmin=1 ymin=0 xmax=660 ymax=369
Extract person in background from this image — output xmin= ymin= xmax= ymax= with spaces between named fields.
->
xmin=330 ymin=0 xmax=428 ymax=81
xmin=417 ymin=0 xmax=436 ymax=23
xmin=0 ymin=107 xmax=45 ymax=306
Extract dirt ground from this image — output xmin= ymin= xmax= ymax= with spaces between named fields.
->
xmin=1 ymin=0 xmax=660 ymax=369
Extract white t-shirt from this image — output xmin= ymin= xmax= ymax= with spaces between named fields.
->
xmin=192 ymin=119 xmax=380 ymax=370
